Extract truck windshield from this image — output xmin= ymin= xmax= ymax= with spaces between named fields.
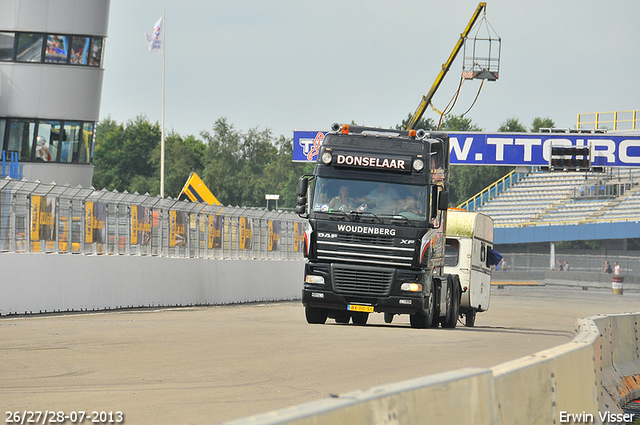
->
xmin=312 ymin=176 xmax=427 ymax=220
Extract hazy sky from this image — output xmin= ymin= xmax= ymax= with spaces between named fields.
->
xmin=100 ymin=0 xmax=640 ymax=139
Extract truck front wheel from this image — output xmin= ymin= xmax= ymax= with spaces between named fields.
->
xmin=351 ymin=312 xmax=369 ymax=325
xmin=410 ymin=283 xmax=435 ymax=329
xmin=305 ymin=305 xmax=328 ymax=324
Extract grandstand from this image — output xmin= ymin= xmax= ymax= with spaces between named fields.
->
xmin=470 ymin=168 xmax=640 ymax=227
xmin=461 ymin=164 xmax=640 ymax=276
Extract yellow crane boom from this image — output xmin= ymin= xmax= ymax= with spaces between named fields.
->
xmin=406 ymin=2 xmax=487 ymax=130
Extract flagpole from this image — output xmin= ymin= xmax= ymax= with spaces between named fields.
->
xmin=160 ymin=9 xmax=166 ymax=198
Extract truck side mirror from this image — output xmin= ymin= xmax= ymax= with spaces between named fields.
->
xmin=297 ymin=177 xmax=308 ymax=197
xmin=438 ymin=191 xmax=449 ymax=210
xmin=296 ymin=177 xmax=309 ymax=216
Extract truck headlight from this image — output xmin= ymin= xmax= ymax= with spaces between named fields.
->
xmin=306 ymin=275 xmax=325 ymax=284
xmin=400 ymin=282 xmax=422 ymax=292
xmin=413 ymin=159 xmax=425 ymax=172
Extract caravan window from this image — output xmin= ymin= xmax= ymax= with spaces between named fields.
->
xmin=445 ymin=239 xmax=459 ymax=267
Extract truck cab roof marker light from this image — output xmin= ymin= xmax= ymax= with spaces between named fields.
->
xmin=341 ymin=124 xmax=349 ymax=134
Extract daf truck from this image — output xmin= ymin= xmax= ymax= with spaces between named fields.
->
xmin=295 ymin=123 xmax=462 ymax=328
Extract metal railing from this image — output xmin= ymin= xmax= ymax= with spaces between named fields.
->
xmin=0 ymin=178 xmax=307 ymax=260
xmin=577 ymin=110 xmax=640 ymax=131
xmin=1 ymin=151 xmax=23 ymax=180
xmin=457 ymin=168 xmax=526 ymax=211
xmin=497 ymin=252 xmax=638 ymax=275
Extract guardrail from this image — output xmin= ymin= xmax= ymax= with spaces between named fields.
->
xmin=223 ymin=312 xmax=640 ymax=425
xmin=0 ymin=178 xmax=306 ymax=260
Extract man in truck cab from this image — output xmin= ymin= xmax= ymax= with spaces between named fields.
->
xmin=360 ymin=183 xmax=400 ymax=214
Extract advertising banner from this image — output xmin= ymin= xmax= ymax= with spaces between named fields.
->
xmin=293 ymin=222 xmax=305 ymax=253
xmin=169 ymin=210 xmax=187 ymax=247
xmin=239 ymin=217 xmax=253 ymax=250
xmin=208 ymin=214 xmax=222 ymax=249
xmin=268 ymin=220 xmax=280 ymax=252
xmin=293 ymin=131 xmax=640 ymax=167
xmin=85 ymin=202 xmax=106 ymax=244
xmin=30 ymin=195 xmax=56 ymax=243
xmin=131 ymin=205 xmax=152 ymax=245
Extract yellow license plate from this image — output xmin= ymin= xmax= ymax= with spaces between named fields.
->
xmin=347 ymin=304 xmax=374 ymax=313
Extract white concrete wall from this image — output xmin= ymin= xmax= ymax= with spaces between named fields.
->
xmin=0 ymin=253 xmax=304 ymax=315
xmin=223 ymin=312 xmax=640 ymax=425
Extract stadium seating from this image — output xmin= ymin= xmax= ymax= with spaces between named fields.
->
xmin=473 ymin=168 xmax=640 ymax=226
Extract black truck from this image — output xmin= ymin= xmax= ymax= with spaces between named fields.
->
xmin=295 ymin=123 xmax=461 ymax=328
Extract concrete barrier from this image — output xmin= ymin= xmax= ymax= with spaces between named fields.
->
xmin=0 ymin=253 xmax=304 ymax=315
xmin=223 ymin=312 xmax=640 ymax=425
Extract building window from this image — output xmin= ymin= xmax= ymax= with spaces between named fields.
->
xmin=37 ymin=120 xmax=62 ymax=162
xmin=6 ymin=32 xmax=103 ymax=67
xmin=0 ymin=32 xmax=15 ymax=61
xmin=71 ymin=36 xmax=90 ymax=65
xmin=7 ymin=119 xmax=36 ymax=161
xmin=80 ymin=123 xmax=94 ymax=163
xmin=45 ymin=35 xmax=69 ymax=63
xmin=2 ymin=118 xmax=94 ymax=164
xmin=61 ymin=122 xmax=82 ymax=163
xmin=16 ymin=33 xmax=44 ymax=63
xmin=88 ymin=38 xmax=103 ymax=67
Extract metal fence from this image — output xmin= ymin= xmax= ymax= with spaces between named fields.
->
xmin=498 ymin=252 xmax=640 ymax=275
xmin=0 ymin=178 xmax=307 ymax=260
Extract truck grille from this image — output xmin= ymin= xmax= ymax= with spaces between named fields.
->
xmin=332 ymin=266 xmax=394 ymax=296
xmin=317 ymin=235 xmax=414 ymax=267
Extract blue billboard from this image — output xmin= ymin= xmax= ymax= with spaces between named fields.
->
xmin=293 ymin=131 xmax=640 ymax=167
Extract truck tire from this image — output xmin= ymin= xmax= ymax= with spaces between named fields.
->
xmin=410 ymin=282 xmax=435 ymax=328
xmin=351 ymin=312 xmax=369 ymax=325
xmin=384 ymin=312 xmax=394 ymax=323
xmin=442 ymin=276 xmax=460 ymax=329
xmin=464 ymin=309 xmax=476 ymax=327
xmin=334 ymin=310 xmax=350 ymax=324
xmin=305 ymin=305 xmax=328 ymax=324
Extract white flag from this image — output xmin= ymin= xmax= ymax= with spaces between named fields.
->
xmin=144 ymin=16 xmax=164 ymax=54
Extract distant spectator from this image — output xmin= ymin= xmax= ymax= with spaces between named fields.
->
xmin=614 ymin=261 xmax=620 ymax=275
xmin=563 ymin=261 xmax=569 ymax=271
xmin=499 ymin=258 xmax=507 ymax=271
xmin=603 ymin=261 xmax=613 ymax=274
xmin=557 ymin=261 xmax=562 ymax=271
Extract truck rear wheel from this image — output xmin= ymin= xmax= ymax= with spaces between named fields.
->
xmin=464 ymin=309 xmax=476 ymax=327
xmin=305 ymin=305 xmax=328 ymax=324
xmin=442 ymin=276 xmax=460 ymax=329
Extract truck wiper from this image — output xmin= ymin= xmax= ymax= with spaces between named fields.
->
xmin=315 ymin=210 xmax=351 ymax=221
xmin=349 ymin=211 xmax=382 ymax=224
xmin=386 ymin=214 xmax=415 ymax=227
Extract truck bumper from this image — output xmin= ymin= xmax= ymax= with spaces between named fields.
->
xmin=302 ymin=285 xmax=427 ymax=315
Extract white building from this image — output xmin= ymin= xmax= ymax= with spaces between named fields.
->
xmin=0 ymin=0 xmax=110 ymax=187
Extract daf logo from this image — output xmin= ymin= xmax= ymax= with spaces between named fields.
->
xmin=318 ymin=232 xmax=338 ymax=239
xmin=400 ymin=239 xmax=414 ymax=245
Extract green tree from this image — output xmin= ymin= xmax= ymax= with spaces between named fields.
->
xmin=93 ymin=115 xmax=160 ymax=194
xmin=154 ymin=132 xmax=207 ymax=198
xmin=531 ymin=117 xmax=555 ymax=132
xmin=201 ymin=117 xmax=312 ymax=208
xmin=498 ymin=117 xmax=527 ymax=132
xmin=439 ymin=114 xmax=482 ymax=131
xmin=396 ymin=113 xmax=437 ymax=131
